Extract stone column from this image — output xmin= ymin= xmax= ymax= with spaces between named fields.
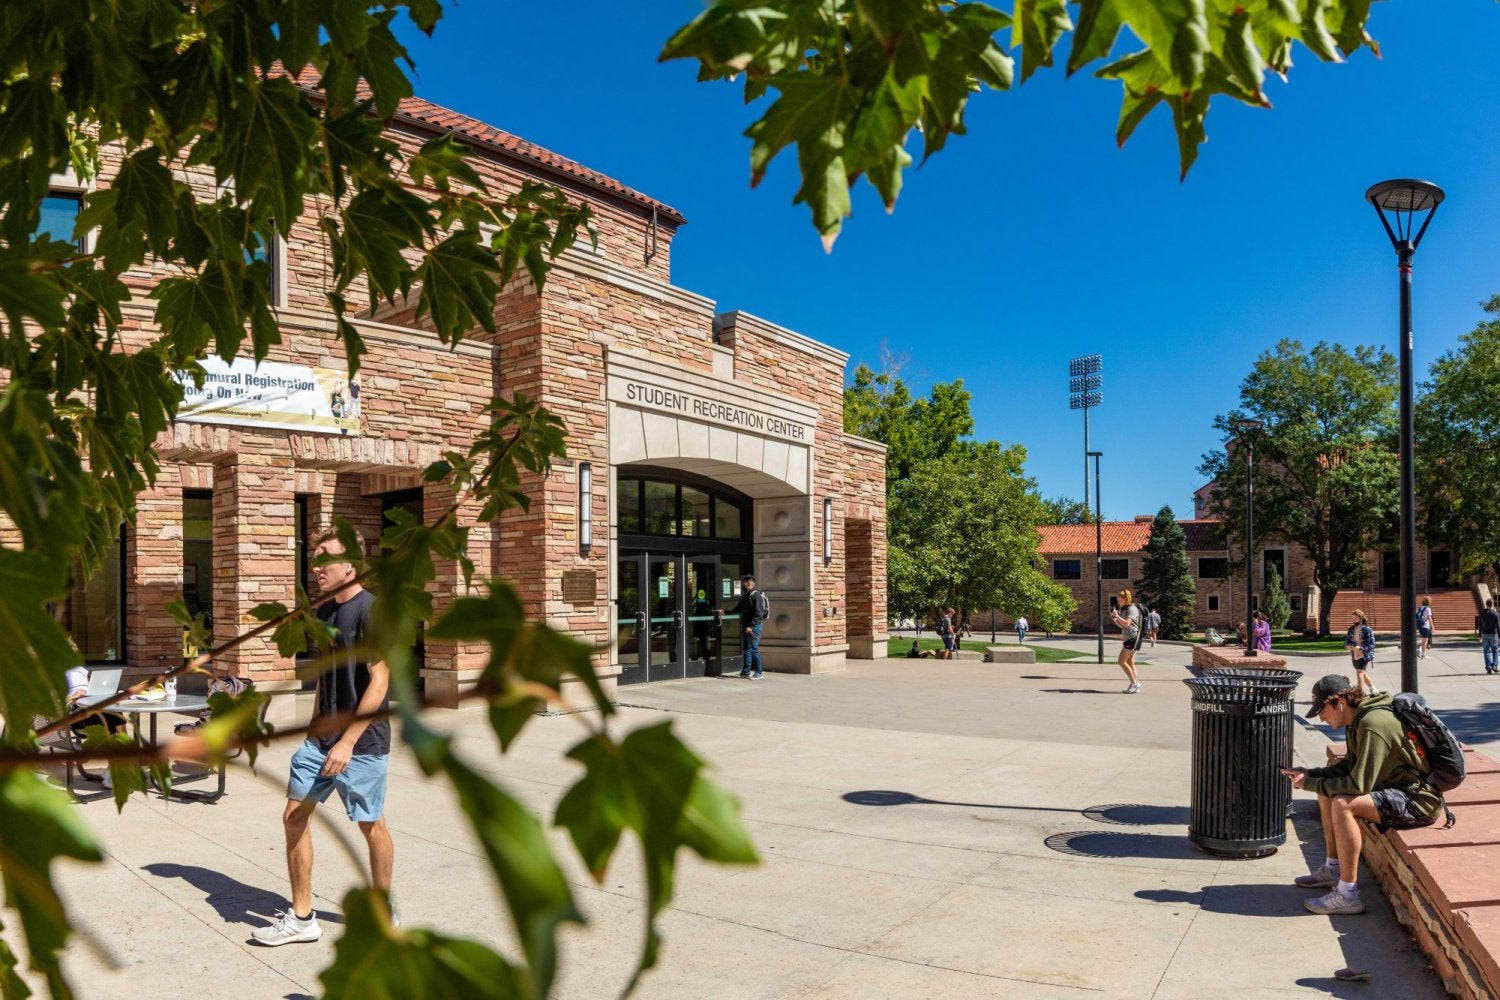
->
xmin=211 ymin=447 xmax=298 ymax=696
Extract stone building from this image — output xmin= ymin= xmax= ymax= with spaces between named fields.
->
xmin=47 ymin=92 xmax=888 ymax=723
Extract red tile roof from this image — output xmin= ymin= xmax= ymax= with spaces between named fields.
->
xmin=1037 ymin=520 xmax=1227 ymax=555
xmin=285 ymin=66 xmax=685 ymax=224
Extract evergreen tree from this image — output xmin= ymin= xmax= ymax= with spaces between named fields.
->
xmin=1263 ymin=563 xmax=1292 ymax=630
xmin=1136 ymin=506 xmax=1197 ymax=640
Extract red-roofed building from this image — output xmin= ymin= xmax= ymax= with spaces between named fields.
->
xmin=39 ymin=81 xmax=888 ymax=717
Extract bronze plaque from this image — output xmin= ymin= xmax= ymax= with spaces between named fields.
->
xmin=562 ymin=570 xmax=597 ymax=604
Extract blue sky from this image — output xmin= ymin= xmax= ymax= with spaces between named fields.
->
xmin=395 ymin=3 xmax=1500 ymax=521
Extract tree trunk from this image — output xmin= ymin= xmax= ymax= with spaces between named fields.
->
xmin=1318 ymin=585 xmax=1337 ymax=637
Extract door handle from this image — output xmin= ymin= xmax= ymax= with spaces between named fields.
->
xmin=713 ymin=609 xmax=724 ymax=626
xmin=673 ymin=610 xmax=684 ymax=630
xmin=635 ymin=611 xmax=646 ymax=632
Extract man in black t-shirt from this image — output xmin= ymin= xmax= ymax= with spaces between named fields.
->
xmin=1479 ymin=599 xmax=1500 ymax=674
xmin=253 ymin=529 xmax=395 ymax=946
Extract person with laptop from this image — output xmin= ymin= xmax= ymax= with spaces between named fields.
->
xmin=64 ymin=665 xmax=131 ymax=789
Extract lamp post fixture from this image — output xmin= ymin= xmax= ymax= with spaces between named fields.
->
xmin=1367 ymin=178 xmax=1444 ymax=695
xmin=1232 ymin=418 xmax=1264 ymax=655
xmin=1088 ymin=451 xmax=1103 ymax=664
xmin=1069 ymin=356 xmax=1103 ymax=511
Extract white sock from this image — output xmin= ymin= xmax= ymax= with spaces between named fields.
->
xmin=1325 ymin=858 xmax=1340 ymax=872
xmin=1337 ymin=880 xmax=1358 ymax=896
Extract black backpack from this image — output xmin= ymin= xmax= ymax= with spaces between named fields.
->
xmin=1383 ymin=692 xmax=1466 ymax=793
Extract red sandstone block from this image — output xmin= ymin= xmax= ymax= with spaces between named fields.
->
xmin=1393 ymin=803 xmax=1500 ymax=853
xmin=1465 ymin=749 xmax=1500 ymax=775
xmin=1409 ymin=844 xmax=1500 ymax=911
xmin=1445 ymin=771 xmax=1500 ymax=806
xmin=1454 ymin=906 xmax=1500 ymax=998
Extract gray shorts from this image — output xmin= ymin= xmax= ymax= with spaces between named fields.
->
xmin=1370 ymin=787 xmax=1438 ymax=831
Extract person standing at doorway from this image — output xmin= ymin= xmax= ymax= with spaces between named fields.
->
xmin=254 ymin=529 xmax=395 ymax=946
xmin=735 ymin=574 xmax=770 ymax=679
xmin=1479 ymin=599 xmax=1500 ymax=675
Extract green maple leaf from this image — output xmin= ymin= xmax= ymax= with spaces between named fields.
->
xmin=0 ymin=769 xmax=103 ymax=999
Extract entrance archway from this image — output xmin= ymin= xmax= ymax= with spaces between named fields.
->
xmin=615 ymin=468 xmax=752 ymax=683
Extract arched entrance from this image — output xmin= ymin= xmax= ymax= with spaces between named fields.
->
xmin=615 ymin=467 xmax=752 ymax=684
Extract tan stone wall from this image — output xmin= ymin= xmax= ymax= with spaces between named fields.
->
xmin=34 ymin=105 xmax=886 ymax=702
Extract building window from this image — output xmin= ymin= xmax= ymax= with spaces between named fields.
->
xmin=1289 ymin=594 xmax=1303 ymax=612
xmin=1208 ymin=595 xmax=1220 ymax=612
xmin=62 ymin=528 xmax=126 ymax=662
xmin=1430 ymin=550 xmax=1453 ymax=588
xmin=1263 ymin=548 xmax=1285 ymax=586
xmin=1053 ymin=559 xmax=1081 ymax=580
xmin=1198 ymin=557 xmax=1229 ymax=579
xmin=1381 ymin=550 xmax=1400 ymax=589
xmin=247 ymin=232 xmax=285 ymax=306
xmin=618 ymin=474 xmax=749 ymax=541
xmin=1100 ymin=558 xmax=1130 ymax=579
xmin=36 ymin=191 xmax=85 ymax=248
xmin=183 ymin=490 xmax=213 ymax=628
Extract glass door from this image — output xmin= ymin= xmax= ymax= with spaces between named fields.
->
xmin=647 ymin=556 xmax=684 ymax=682
xmin=617 ymin=556 xmax=646 ymax=685
xmin=685 ymin=557 xmax=721 ymax=678
xmin=718 ymin=560 xmax=744 ymax=676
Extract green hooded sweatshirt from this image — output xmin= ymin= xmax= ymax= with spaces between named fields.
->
xmin=1302 ymin=691 xmax=1444 ymax=820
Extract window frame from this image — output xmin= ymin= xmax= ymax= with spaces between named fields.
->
xmin=1099 ymin=558 xmax=1130 ymax=580
xmin=1052 ymin=559 xmax=1082 ymax=581
xmin=1197 ymin=557 xmax=1230 ymax=580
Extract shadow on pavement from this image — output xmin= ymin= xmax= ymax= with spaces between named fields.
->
xmin=1137 ymin=883 xmax=1312 ymax=917
xmin=841 ymin=789 xmax=1077 ymax=813
xmin=1434 ymin=702 xmax=1500 ymax=747
xmin=1082 ymin=803 xmax=1192 ymax=826
xmin=1039 ymin=688 xmax=1119 ymax=695
xmin=141 ymin=863 xmax=343 ymax=929
xmin=1043 ymin=831 xmax=1203 ymax=861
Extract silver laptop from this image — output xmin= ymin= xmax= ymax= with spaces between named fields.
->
xmin=82 ymin=668 xmax=122 ymax=704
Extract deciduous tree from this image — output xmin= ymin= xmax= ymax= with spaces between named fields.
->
xmin=0 ymin=5 xmax=752 ymax=997
xmin=1417 ymin=295 xmax=1500 ymax=581
xmin=1199 ymin=340 xmax=1398 ymax=635
xmin=664 ymin=0 xmax=1401 ymax=243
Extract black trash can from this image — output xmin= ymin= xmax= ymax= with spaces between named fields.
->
xmin=1184 ymin=672 xmax=1302 ymax=858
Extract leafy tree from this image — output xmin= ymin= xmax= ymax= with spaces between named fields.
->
xmin=843 ymin=363 xmax=974 ymax=483
xmin=0 ymin=4 xmax=752 ymax=997
xmin=1199 ymin=340 xmax=1398 ymax=635
xmin=1417 ymin=295 xmax=1500 ymax=581
xmin=887 ymin=444 xmax=1074 ymax=627
xmin=664 ymin=1 xmax=1395 ymax=243
xmin=1134 ymin=506 xmax=1195 ymax=641
xmin=1263 ymin=562 xmax=1292 ymax=631
xmin=1041 ymin=495 xmax=1095 ymax=525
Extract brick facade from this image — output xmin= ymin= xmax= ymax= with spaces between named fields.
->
xmin=50 ymin=91 xmax=887 ymax=713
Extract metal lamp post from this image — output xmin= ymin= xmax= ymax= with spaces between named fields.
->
xmin=1367 ymin=178 xmax=1444 ymax=695
xmin=1232 ymin=419 xmax=1264 ymax=655
xmin=1069 ymin=356 xmax=1103 ymax=510
xmin=1088 ymin=451 xmax=1103 ymax=664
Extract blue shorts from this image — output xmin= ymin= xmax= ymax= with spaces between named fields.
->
xmin=287 ymin=740 xmax=389 ymax=822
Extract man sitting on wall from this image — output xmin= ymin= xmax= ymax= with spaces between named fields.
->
xmin=1281 ymin=674 xmax=1443 ymax=916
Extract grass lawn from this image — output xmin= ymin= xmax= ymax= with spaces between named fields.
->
xmin=887 ymin=637 xmax=1086 ymax=663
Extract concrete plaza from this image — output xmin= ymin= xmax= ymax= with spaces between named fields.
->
xmin=25 ymin=635 xmax=1498 ymax=998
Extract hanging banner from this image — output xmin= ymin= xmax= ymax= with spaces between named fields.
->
xmin=172 ymin=356 xmax=362 ymax=436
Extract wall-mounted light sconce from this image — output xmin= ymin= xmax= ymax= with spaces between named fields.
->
xmin=579 ymin=461 xmax=593 ymax=554
xmin=823 ymin=497 xmax=833 ymax=564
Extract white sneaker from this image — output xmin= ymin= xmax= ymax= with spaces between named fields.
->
xmin=1124 ymin=682 xmax=1140 ymax=694
xmin=101 ymin=769 xmax=112 ymax=791
xmin=1305 ymin=889 xmax=1364 ymax=915
xmin=252 ymin=910 xmax=322 ymax=946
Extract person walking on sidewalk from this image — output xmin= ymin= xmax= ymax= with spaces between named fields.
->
xmin=1015 ymin=615 xmax=1028 ymax=644
xmin=253 ymin=529 xmax=395 ymax=946
xmin=1109 ymin=589 xmax=1143 ymax=694
xmin=1479 ymin=599 xmax=1500 ymax=674
xmin=1146 ymin=607 xmax=1161 ymax=647
xmin=1344 ymin=610 xmax=1379 ymax=696
xmin=735 ymin=574 xmax=770 ymax=679
xmin=1416 ymin=596 xmax=1434 ymax=660
xmin=1283 ymin=674 xmax=1443 ymax=916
